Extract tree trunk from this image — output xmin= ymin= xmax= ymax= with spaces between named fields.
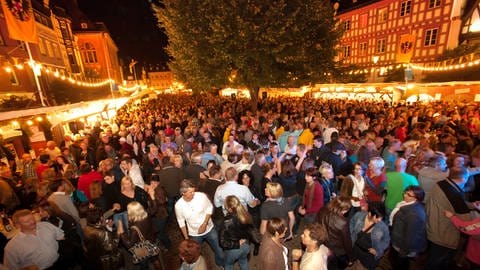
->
xmin=249 ymin=86 xmax=260 ymax=112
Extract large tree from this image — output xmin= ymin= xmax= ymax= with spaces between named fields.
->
xmin=153 ymin=0 xmax=342 ymax=110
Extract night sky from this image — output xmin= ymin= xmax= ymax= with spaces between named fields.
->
xmin=78 ymin=0 xmax=169 ymax=70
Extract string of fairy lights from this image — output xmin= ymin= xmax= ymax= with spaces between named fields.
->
xmin=2 ymin=53 xmax=480 ymax=88
xmin=3 ymin=59 xmax=114 ymax=88
xmin=346 ymin=55 xmax=480 ymax=75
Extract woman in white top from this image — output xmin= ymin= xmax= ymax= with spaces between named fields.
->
xmin=341 ymin=162 xmax=366 ymax=217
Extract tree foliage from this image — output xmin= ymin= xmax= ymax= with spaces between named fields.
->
xmin=153 ymin=0 xmax=342 ymax=108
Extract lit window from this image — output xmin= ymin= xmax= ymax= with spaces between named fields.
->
xmin=81 ymin=23 xmax=88 ymax=29
xmin=428 ymin=0 xmax=441 ymax=8
xmin=359 ymin=13 xmax=368 ymax=28
xmin=400 ymin=0 xmax=411 ymax=16
xmin=38 ymin=38 xmax=46 ymax=55
xmin=424 ymin=28 xmax=438 ymax=46
xmin=342 ymin=45 xmax=351 ymax=58
xmin=359 ymin=42 xmax=368 ymax=56
xmin=378 ymin=8 xmax=388 ymax=23
xmin=376 ymin=39 xmax=386 ymax=53
xmin=80 ymin=43 xmax=98 ymax=64
xmin=344 ymin=19 xmax=351 ymax=31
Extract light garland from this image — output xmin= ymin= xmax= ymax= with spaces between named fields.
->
xmin=409 ymin=60 xmax=480 ymax=72
xmin=3 ymin=59 xmax=116 ymax=88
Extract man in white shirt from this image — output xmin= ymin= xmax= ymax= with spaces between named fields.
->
xmin=120 ymin=157 xmax=145 ymax=189
xmin=214 ymin=167 xmax=259 ymax=214
xmin=4 ymin=209 xmax=64 ymax=270
xmin=175 ymin=179 xmax=224 ymax=268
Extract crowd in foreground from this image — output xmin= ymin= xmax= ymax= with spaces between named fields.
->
xmin=0 ymin=94 xmax=480 ymax=270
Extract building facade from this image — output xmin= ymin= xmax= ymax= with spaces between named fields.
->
xmin=148 ymin=71 xmax=174 ymax=90
xmin=335 ymin=0 xmax=480 ymax=81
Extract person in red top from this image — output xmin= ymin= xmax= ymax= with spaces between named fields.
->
xmin=445 ymin=204 xmax=480 ymax=269
xmin=394 ymin=122 xmax=408 ymax=142
xmin=299 ymin=167 xmax=324 ymax=224
xmin=36 ymin=154 xmax=51 ymax=182
xmin=77 ymin=163 xmax=103 ymax=200
xmin=365 ymin=157 xmax=387 ymax=202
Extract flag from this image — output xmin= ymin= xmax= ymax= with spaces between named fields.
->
xmin=1 ymin=0 xmax=38 ymax=43
xmin=396 ymin=33 xmax=416 ymax=63
xmin=129 ymin=59 xmax=137 ymax=73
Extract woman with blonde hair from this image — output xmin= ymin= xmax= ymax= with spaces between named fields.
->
xmin=117 ymin=201 xmax=162 ymax=270
xmin=114 ymin=176 xmax=148 ymax=232
xmin=260 ymin=182 xmax=295 ymax=240
xmin=219 ymin=195 xmax=258 ymax=270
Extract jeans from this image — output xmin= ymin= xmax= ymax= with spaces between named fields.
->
xmin=113 ymin=211 xmax=128 ymax=232
xmin=289 ymin=194 xmax=301 ymax=234
xmin=224 ymin=242 xmax=250 ymax=270
xmin=425 ymin=241 xmax=456 ymax=270
xmin=190 ymin=228 xmax=225 ymax=267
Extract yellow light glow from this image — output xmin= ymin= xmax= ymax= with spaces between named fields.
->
xmin=15 ymin=64 xmax=24 ymax=70
xmin=11 ymin=121 xmax=20 ymax=129
xmin=36 ymin=116 xmax=43 ymax=122
xmin=26 ymin=120 xmax=33 ymax=126
xmin=4 ymin=67 xmax=12 ymax=73
xmin=471 ymin=20 xmax=480 ymax=32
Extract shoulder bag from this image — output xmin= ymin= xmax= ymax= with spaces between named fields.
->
xmin=129 ymin=225 xmax=160 ymax=264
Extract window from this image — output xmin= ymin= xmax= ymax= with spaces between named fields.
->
xmin=342 ymin=45 xmax=351 ymax=58
xmin=38 ymin=38 xmax=46 ymax=55
xmin=359 ymin=42 xmax=368 ymax=56
xmin=376 ymin=39 xmax=386 ymax=53
xmin=400 ymin=0 xmax=411 ymax=16
xmin=378 ymin=8 xmax=388 ymax=23
xmin=80 ymin=42 xmax=98 ymax=63
xmin=359 ymin=13 xmax=368 ymax=28
xmin=424 ymin=28 xmax=438 ymax=46
xmin=428 ymin=0 xmax=441 ymax=8
xmin=344 ymin=19 xmax=351 ymax=31
xmin=46 ymin=41 xmax=53 ymax=57
xmin=52 ymin=44 xmax=60 ymax=59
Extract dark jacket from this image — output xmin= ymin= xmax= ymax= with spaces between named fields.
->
xmin=219 ymin=214 xmax=256 ymax=250
xmin=84 ymin=225 xmax=124 ymax=270
xmin=183 ymin=164 xmax=205 ymax=186
xmin=159 ymin=165 xmax=186 ymax=198
xmin=120 ymin=217 xmax=156 ymax=249
xmin=391 ymin=202 xmax=427 ymax=256
xmin=317 ymin=207 xmax=353 ymax=260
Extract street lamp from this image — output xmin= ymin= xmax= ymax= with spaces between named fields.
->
xmin=372 ymin=56 xmax=379 ymax=83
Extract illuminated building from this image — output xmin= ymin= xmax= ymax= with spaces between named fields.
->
xmin=334 ymin=0 xmax=480 ymax=82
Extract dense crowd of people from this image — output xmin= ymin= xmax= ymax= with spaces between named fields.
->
xmin=1 ymin=93 xmax=480 ymax=270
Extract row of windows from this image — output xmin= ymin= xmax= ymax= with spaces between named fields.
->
xmin=38 ymin=38 xmax=61 ymax=59
xmin=80 ymin=43 xmax=98 ymax=64
xmin=343 ymin=0 xmax=442 ymax=30
xmin=341 ymin=28 xmax=438 ymax=58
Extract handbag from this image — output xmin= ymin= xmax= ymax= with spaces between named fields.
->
xmin=128 ymin=225 xmax=160 ymax=264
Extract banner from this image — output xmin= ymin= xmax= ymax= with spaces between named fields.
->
xmin=1 ymin=0 xmax=38 ymax=43
xmin=396 ymin=33 xmax=415 ymax=63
